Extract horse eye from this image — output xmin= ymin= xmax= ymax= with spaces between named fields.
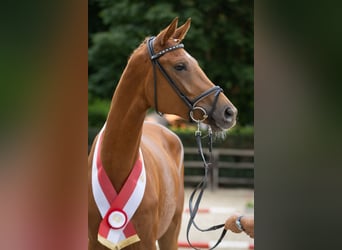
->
xmin=174 ymin=63 xmax=186 ymax=71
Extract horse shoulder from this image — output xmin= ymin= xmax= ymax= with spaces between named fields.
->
xmin=141 ymin=121 xmax=183 ymax=168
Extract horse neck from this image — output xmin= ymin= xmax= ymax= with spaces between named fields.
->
xmin=100 ymin=62 xmax=149 ymax=192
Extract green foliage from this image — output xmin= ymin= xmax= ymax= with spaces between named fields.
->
xmin=89 ymin=0 xmax=253 ymax=126
xmin=228 ymin=124 xmax=254 ymax=136
xmin=88 ymin=98 xmax=111 ymax=127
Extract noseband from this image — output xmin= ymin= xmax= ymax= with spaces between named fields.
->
xmin=147 ymin=36 xmax=222 ymax=122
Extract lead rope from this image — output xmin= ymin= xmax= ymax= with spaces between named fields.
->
xmin=186 ymin=111 xmax=227 ymax=250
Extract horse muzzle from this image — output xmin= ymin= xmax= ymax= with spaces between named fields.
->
xmin=210 ymin=104 xmax=238 ymax=131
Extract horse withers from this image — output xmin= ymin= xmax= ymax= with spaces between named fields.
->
xmin=88 ymin=17 xmax=237 ymax=250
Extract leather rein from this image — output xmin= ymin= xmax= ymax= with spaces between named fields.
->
xmin=147 ymin=36 xmax=227 ymax=249
xmin=186 ymin=124 xmax=228 ymax=250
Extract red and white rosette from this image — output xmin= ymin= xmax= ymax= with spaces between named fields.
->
xmin=92 ymin=126 xmax=146 ymax=250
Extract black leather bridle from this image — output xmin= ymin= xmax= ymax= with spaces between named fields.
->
xmin=147 ymin=36 xmax=223 ymax=122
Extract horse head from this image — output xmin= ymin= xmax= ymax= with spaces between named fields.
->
xmin=138 ymin=17 xmax=238 ymax=131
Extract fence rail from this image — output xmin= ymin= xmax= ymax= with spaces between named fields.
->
xmin=183 ymin=147 xmax=254 ymax=190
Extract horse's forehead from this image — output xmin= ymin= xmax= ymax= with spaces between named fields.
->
xmin=177 ymin=50 xmax=197 ymax=65
xmin=168 ymin=50 xmax=197 ymax=66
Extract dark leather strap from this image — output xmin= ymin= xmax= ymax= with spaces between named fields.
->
xmin=186 ymin=131 xmax=228 ymax=250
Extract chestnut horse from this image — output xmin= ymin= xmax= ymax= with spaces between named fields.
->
xmin=88 ymin=17 xmax=237 ymax=250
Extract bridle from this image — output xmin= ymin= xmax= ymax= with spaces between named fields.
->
xmin=147 ymin=36 xmax=223 ymax=122
xmin=147 ymin=36 xmax=228 ymax=249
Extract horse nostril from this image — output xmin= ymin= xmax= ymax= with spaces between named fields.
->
xmin=224 ymin=107 xmax=233 ymax=118
xmin=224 ymin=107 xmax=236 ymax=121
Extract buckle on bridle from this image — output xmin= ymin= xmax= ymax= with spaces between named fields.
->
xmin=189 ymin=106 xmax=208 ymax=123
xmin=190 ymin=106 xmax=208 ymax=137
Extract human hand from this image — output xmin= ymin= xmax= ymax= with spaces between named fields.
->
xmin=224 ymin=214 xmax=254 ymax=238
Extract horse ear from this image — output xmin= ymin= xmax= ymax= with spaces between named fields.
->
xmin=156 ymin=17 xmax=179 ymax=46
xmin=174 ymin=18 xmax=191 ymax=41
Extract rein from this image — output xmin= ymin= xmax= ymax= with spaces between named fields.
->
xmin=147 ymin=36 xmax=222 ymax=119
xmin=185 ymin=118 xmax=227 ymax=250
